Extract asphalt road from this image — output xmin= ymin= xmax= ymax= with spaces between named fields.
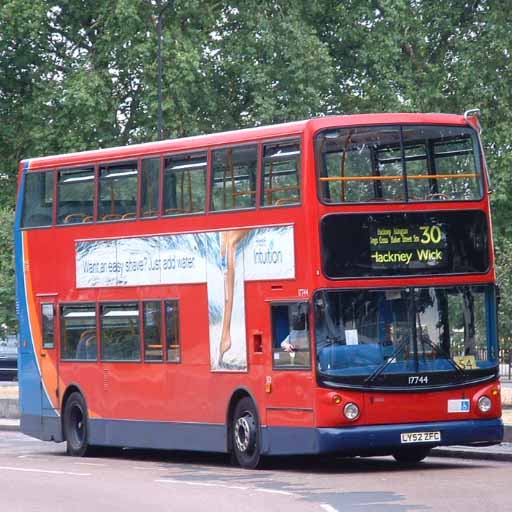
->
xmin=1 ymin=431 xmax=511 ymax=512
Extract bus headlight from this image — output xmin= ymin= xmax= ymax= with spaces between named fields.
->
xmin=477 ymin=396 xmax=492 ymax=413
xmin=343 ymin=402 xmax=360 ymax=421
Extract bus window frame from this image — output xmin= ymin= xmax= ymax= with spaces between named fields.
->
xmin=99 ymin=300 xmax=142 ymax=363
xmin=209 ymin=142 xmax=259 ymax=214
xmin=41 ymin=303 xmax=56 ymax=349
xmin=140 ymin=156 xmax=161 ymax=220
xmin=20 ymin=169 xmax=56 ymax=229
xmin=59 ymin=302 xmax=98 ymax=363
xmin=56 ymin=165 xmax=97 ymax=226
xmin=270 ymin=301 xmax=312 ymax=371
xmin=260 ymin=138 xmax=302 ymax=209
xmin=314 ymin=123 xmax=485 ymax=206
xmin=164 ymin=299 xmax=181 ymax=364
xmin=48 ymin=163 xmax=95 ymax=229
xmin=97 ymin=160 xmax=139 ymax=223
xmin=162 ymin=149 xmax=209 ymax=218
xmin=20 ymin=135 xmax=307 ymax=231
xmin=142 ymin=299 xmax=164 ymax=363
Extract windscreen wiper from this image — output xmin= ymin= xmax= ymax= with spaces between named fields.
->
xmin=418 ymin=336 xmax=468 ymax=380
xmin=364 ymin=336 xmax=411 ymax=385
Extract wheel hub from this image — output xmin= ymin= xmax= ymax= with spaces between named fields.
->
xmin=234 ymin=414 xmax=255 ymax=453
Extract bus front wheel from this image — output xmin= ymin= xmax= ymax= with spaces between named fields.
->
xmin=231 ymin=397 xmax=261 ymax=469
xmin=392 ymin=447 xmax=431 ymax=464
xmin=63 ymin=392 xmax=93 ymax=457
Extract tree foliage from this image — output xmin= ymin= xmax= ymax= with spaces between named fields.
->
xmin=0 ymin=208 xmax=15 ymax=335
xmin=1 ymin=0 xmax=512 ymax=335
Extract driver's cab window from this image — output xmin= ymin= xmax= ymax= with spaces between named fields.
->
xmin=271 ymin=303 xmax=310 ymax=369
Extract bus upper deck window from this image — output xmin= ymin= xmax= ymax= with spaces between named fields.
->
xmin=317 ymin=125 xmax=483 ymax=204
xmin=402 ymin=126 xmax=482 ymax=201
xmin=211 ymin=145 xmax=257 ymax=211
xmin=141 ymin=158 xmax=160 ymax=218
xmin=57 ymin=167 xmax=95 ymax=224
xmin=262 ymin=141 xmax=301 ymax=207
xmin=317 ymin=127 xmax=403 ymax=203
xmin=99 ymin=163 xmax=138 ymax=221
xmin=164 ymin=152 xmax=206 ymax=216
xmin=21 ymin=171 xmax=54 ymax=228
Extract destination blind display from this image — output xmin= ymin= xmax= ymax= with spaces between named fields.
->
xmin=321 ymin=210 xmax=489 ymax=279
xmin=370 ymin=223 xmax=447 ymax=269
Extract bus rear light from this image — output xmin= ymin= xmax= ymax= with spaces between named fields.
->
xmin=477 ymin=395 xmax=492 ymax=413
xmin=343 ymin=402 xmax=360 ymax=421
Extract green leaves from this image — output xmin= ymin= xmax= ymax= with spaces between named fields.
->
xmin=0 ymin=207 xmax=15 ymax=334
xmin=2 ymin=0 xmax=512 ymax=335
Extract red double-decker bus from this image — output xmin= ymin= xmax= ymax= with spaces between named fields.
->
xmin=15 ymin=112 xmax=503 ymax=468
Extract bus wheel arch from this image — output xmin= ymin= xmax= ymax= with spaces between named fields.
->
xmin=61 ymin=386 xmax=93 ymax=457
xmin=227 ymin=389 xmax=262 ymax=469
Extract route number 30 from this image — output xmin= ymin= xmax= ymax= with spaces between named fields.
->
xmin=420 ymin=225 xmax=442 ymax=244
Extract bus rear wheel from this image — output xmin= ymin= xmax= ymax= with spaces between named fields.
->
xmin=231 ymin=397 xmax=261 ymax=469
xmin=392 ymin=447 xmax=431 ymax=464
xmin=63 ymin=392 xmax=93 ymax=457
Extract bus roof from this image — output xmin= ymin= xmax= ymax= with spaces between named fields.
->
xmin=23 ymin=113 xmax=471 ymax=171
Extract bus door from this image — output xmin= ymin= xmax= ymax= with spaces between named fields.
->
xmin=266 ymin=301 xmax=315 ymax=428
xmin=37 ymin=298 xmax=60 ymax=416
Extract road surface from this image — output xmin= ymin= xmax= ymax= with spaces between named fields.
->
xmin=0 ymin=430 xmax=511 ymax=511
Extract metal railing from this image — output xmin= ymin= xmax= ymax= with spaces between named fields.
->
xmin=499 ymin=347 xmax=511 ymax=380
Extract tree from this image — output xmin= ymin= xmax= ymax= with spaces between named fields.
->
xmin=2 ymin=0 xmax=512 ymax=338
xmin=0 ymin=208 xmax=15 ymax=335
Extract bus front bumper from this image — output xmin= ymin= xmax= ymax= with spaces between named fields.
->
xmin=262 ymin=418 xmax=504 ymax=456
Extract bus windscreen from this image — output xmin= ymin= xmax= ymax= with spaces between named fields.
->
xmin=314 ymin=285 xmax=497 ymax=388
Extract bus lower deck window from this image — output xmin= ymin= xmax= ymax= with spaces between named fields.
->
xmin=271 ymin=303 xmax=311 ymax=369
xmin=101 ymin=303 xmax=140 ymax=361
xmin=61 ymin=304 xmax=97 ymax=361
xmin=165 ymin=301 xmax=180 ymax=363
xmin=143 ymin=301 xmax=163 ymax=362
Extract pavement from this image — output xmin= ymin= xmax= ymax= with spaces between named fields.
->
xmin=1 ymin=382 xmax=512 ymax=461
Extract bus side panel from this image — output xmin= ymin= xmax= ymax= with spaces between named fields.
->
xmin=15 ymin=170 xmax=60 ymax=441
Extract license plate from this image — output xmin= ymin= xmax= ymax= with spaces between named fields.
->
xmin=400 ymin=431 xmax=441 ymax=444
